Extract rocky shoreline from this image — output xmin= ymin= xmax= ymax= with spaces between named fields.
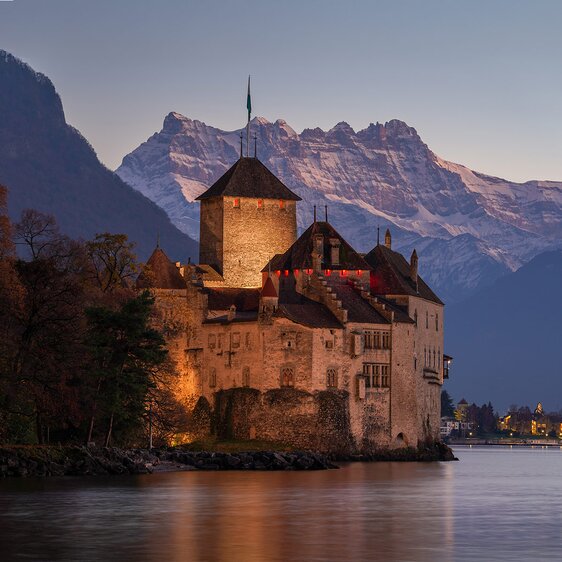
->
xmin=0 ymin=442 xmax=456 ymax=478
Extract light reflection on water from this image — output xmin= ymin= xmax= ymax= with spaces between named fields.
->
xmin=1 ymin=446 xmax=562 ymax=561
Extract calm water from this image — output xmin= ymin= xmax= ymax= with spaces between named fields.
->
xmin=1 ymin=446 xmax=562 ymax=561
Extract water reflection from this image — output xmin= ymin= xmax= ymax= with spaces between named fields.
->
xmin=1 ymin=447 xmax=562 ymax=561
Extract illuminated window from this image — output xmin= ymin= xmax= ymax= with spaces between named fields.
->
xmin=327 ymin=368 xmax=338 ymax=388
xmin=233 ymin=198 xmax=240 ymax=208
xmin=280 ymin=366 xmax=295 ymax=387
xmin=279 ymin=200 xmax=285 ymax=209
xmin=257 ymin=199 xmax=263 ymax=208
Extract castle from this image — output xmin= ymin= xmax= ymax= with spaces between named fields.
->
xmin=138 ymin=156 xmax=447 ymax=453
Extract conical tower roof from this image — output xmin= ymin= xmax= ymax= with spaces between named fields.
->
xmin=136 ymin=247 xmax=186 ymax=289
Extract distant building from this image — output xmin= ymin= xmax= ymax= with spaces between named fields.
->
xmin=138 ymin=156 xmax=450 ymax=453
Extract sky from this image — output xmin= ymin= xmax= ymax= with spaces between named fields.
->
xmin=1 ymin=0 xmax=562 ymax=181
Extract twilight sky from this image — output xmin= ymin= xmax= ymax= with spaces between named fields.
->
xmin=1 ymin=0 xmax=561 ymax=181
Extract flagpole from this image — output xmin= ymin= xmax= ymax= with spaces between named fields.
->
xmin=246 ymin=75 xmax=251 ymax=157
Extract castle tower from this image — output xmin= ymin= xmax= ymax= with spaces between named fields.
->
xmin=196 ymin=157 xmax=301 ymax=288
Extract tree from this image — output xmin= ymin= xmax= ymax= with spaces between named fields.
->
xmin=84 ymin=291 xmax=168 ymax=446
xmin=441 ymin=390 xmax=455 ymax=417
xmin=8 ymin=210 xmax=88 ymax=443
xmin=85 ymin=233 xmax=139 ymax=296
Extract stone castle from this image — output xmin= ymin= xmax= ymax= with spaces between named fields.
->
xmin=138 ymin=156 xmax=447 ymax=453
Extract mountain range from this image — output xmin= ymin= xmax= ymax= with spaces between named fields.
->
xmin=117 ymin=112 xmax=562 ymax=303
xmin=0 ymin=50 xmax=197 ymax=260
xmin=445 ymin=250 xmax=562 ymax=412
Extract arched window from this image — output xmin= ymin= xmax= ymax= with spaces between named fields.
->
xmin=281 ymin=367 xmax=294 ymax=388
xmin=327 ymin=368 xmax=338 ymax=388
xmin=242 ymin=367 xmax=250 ymax=387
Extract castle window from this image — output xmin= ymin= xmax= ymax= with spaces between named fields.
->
xmin=414 ymin=357 xmax=417 ymax=370
xmin=279 ymin=199 xmax=285 ymax=209
xmin=257 ymin=199 xmax=263 ymax=209
xmin=209 ymin=368 xmax=217 ymax=388
xmin=426 ymin=311 xmax=429 ymax=329
xmin=280 ymin=367 xmax=295 ymax=387
xmin=436 ymin=313 xmax=439 ymax=331
xmin=327 ymin=368 xmax=338 ymax=388
xmin=382 ymin=331 xmax=391 ymax=349
xmin=208 ymin=334 xmax=216 ymax=350
xmin=325 ymin=339 xmax=334 ymax=350
xmin=243 ymin=367 xmax=250 ymax=387
xmin=424 ymin=347 xmax=427 ymax=367
xmin=233 ymin=198 xmax=240 ymax=208
xmin=218 ymin=334 xmax=224 ymax=350
xmin=414 ymin=309 xmax=418 ymax=326
xmin=363 ymin=363 xmax=390 ymax=388
xmin=232 ymin=332 xmax=240 ymax=349
xmin=245 ymin=332 xmax=251 ymax=349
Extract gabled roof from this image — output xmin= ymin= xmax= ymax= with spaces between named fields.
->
xmin=206 ymin=287 xmax=260 ymax=311
xmin=136 ymin=247 xmax=186 ymax=290
xmin=277 ymin=294 xmax=343 ymax=329
xmin=364 ymin=244 xmax=443 ymax=305
xmin=195 ymin=157 xmax=301 ymax=201
xmin=263 ymin=221 xmax=372 ymax=272
xmin=325 ymin=277 xmax=389 ymax=324
xmin=262 ymin=276 xmax=278 ymax=298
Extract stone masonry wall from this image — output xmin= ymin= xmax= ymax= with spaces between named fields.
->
xmin=222 ymin=196 xmax=297 ymax=287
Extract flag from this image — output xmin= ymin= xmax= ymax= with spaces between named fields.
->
xmin=246 ymin=75 xmax=252 ymax=121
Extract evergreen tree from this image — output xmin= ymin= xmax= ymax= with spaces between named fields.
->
xmin=441 ymin=389 xmax=455 ymax=417
xmin=84 ymin=291 xmax=167 ymax=446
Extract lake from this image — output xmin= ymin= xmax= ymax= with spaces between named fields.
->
xmin=1 ymin=446 xmax=561 ymax=561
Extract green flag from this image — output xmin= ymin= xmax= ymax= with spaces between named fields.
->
xmin=246 ymin=75 xmax=251 ymax=120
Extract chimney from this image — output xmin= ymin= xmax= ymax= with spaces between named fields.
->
xmin=384 ymin=228 xmax=392 ymax=249
xmin=410 ymin=249 xmax=418 ymax=291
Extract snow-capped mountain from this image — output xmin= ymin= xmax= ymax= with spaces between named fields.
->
xmin=116 ymin=112 xmax=562 ymax=302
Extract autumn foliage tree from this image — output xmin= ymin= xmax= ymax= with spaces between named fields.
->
xmin=0 ymin=188 xmax=175 ymax=446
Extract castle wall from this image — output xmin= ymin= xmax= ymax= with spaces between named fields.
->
xmin=392 ymin=295 xmax=444 ymax=443
xmin=221 ymin=196 xmax=297 ymax=287
xmin=199 ymin=198 xmax=224 ymax=274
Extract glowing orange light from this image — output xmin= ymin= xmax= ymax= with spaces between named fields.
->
xmin=340 ymin=269 xmax=347 ymax=277
xmin=325 ymin=269 xmax=331 ymax=276
xmin=294 ymin=269 xmax=299 ymax=275
xmin=305 ymin=269 xmax=313 ymax=275
xmin=257 ymin=199 xmax=263 ymax=208
xmin=284 ymin=270 xmax=289 ymax=277
xmin=275 ymin=270 xmax=281 ymax=277
xmin=357 ymin=270 xmax=362 ymax=275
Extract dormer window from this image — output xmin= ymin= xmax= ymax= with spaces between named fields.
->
xmin=233 ymin=198 xmax=240 ymax=208
xmin=329 ymin=238 xmax=341 ymax=266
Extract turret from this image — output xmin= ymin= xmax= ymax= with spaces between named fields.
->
xmin=384 ymin=228 xmax=392 ymax=249
xmin=410 ymin=249 xmax=418 ymax=291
